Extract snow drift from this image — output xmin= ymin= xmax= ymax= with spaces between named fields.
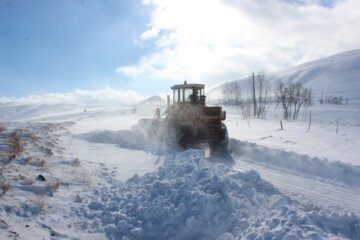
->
xmin=80 ymin=149 xmax=360 ymax=239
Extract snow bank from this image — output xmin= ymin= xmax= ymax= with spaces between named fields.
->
xmin=78 ymin=130 xmax=148 ymax=151
xmin=230 ymin=139 xmax=360 ymax=187
xmin=77 ymin=127 xmax=170 ymax=155
xmin=80 ymin=149 xmax=360 ymax=239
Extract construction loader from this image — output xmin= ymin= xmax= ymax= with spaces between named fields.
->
xmin=136 ymin=82 xmax=228 ymax=151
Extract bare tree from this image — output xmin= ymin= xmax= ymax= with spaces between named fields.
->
xmin=223 ymin=81 xmax=241 ymax=104
xmin=275 ymin=82 xmax=289 ymax=120
xmin=301 ymin=88 xmax=313 ymax=119
xmin=275 ymin=81 xmax=313 ymax=120
xmin=238 ymin=93 xmax=252 ymax=119
xmin=239 ymin=72 xmax=270 ymax=119
xmin=254 ymin=72 xmax=270 ymax=118
xmin=223 ymin=72 xmax=270 ymax=119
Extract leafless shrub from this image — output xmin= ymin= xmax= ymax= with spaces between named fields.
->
xmin=13 ymin=140 xmax=23 ymax=156
xmin=44 ymin=148 xmax=53 ymax=157
xmin=0 ymin=181 xmax=10 ymax=195
xmin=9 ymin=131 xmax=23 ymax=157
xmin=0 ymin=167 xmax=10 ymax=195
xmin=40 ymin=159 xmax=46 ymax=169
xmin=28 ymin=132 xmax=39 ymax=143
xmin=0 ymin=126 xmax=6 ymax=132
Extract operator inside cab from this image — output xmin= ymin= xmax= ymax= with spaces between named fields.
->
xmin=171 ymin=83 xmax=205 ymax=105
xmin=188 ymin=88 xmax=200 ymax=104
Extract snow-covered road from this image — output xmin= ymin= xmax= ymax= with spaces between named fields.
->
xmin=233 ymin=159 xmax=360 ymax=214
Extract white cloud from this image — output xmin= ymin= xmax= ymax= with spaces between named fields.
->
xmin=116 ymin=0 xmax=360 ymax=86
xmin=0 ymin=87 xmax=144 ymax=106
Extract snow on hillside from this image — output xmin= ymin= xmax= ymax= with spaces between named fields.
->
xmin=207 ymin=49 xmax=360 ymax=103
xmin=0 ymin=103 xmax=83 ymax=122
xmin=271 ymin=49 xmax=360 ymax=100
xmin=138 ymin=95 xmax=166 ymax=105
xmin=0 ymin=95 xmax=166 ymax=123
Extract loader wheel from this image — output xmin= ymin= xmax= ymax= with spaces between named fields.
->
xmin=209 ymin=123 xmax=228 ymax=153
xmin=165 ymin=123 xmax=192 ymax=149
xmin=176 ymin=126 xmax=193 ymax=149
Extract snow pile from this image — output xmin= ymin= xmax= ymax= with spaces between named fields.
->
xmin=80 ymin=149 xmax=360 ymax=239
xmin=230 ymin=139 xmax=360 ymax=187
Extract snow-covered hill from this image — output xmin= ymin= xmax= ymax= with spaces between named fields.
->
xmin=137 ymin=95 xmax=165 ymax=105
xmin=207 ymin=49 xmax=360 ymax=103
xmin=0 ymin=95 xmax=165 ymax=122
xmin=0 ymin=103 xmax=83 ymax=122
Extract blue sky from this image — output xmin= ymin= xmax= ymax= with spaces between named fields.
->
xmin=1 ymin=0 xmax=359 ymax=101
xmin=0 ymin=0 xmax=154 ymax=97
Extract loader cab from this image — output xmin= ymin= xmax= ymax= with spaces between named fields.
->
xmin=171 ymin=82 xmax=206 ymax=106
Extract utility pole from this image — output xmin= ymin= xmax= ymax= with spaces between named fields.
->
xmin=252 ymin=72 xmax=257 ymax=117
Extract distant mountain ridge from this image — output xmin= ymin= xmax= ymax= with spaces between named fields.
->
xmin=207 ymin=49 xmax=360 ymax=102
xmin=137 ymin=95 xmax=165 ymax=105
xmin=0 ymin=103 xmax=83 ymax=122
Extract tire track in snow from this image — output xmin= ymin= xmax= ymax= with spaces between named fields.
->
xmin=228 ymin=139 xmax=360 ymax=188
xmin=233 ymin=159 xmax=360 ymax=213
xmin=234 ymin=161 xmax=357 ymax=200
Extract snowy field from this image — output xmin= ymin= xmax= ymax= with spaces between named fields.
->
xmin=0 ymin=101 xmax=360 ymax=239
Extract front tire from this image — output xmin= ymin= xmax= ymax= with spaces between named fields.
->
xmin=209 ymin=123 xmax=228 ymax=152
xmin=176 ymin=125 xmax=193 ymax=149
